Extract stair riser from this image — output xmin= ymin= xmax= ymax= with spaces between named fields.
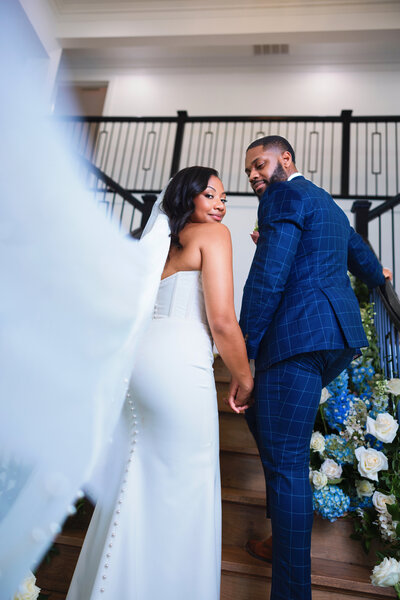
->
xmin=220 ymin=451 xmax=265 ymax=492
xmin=223 ymin=501 xmax=271 ymax=546
xmin=221 ymin=573 xmax=384 ymax=600
xmin=219 ymin=413 xmax=258 ymax=453
xmin=221 ymin=572 xmax=270 ymax=600
xmin=36 ymin=543 xmax=81 ymax=594
xmin=222 ymin=500 xmax=377 ymax=566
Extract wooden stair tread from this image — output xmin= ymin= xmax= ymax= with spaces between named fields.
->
xmin=222 ymin=546 xmax=397 ymax=598
xmin=222 ymin=486 xmax=266 ymax=507
xmin=55 ymin=529 xmax=86 ymax=548
xmin=221 ymin=447 xmax=260 ymax=458
xmin=36 ymin=592 xmax=65 ymax=600
xmin=222 ymin=444 xmax=259 ymax=455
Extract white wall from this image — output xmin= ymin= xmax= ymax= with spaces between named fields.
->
xmin=101 ymin=65 xmax=400 ymax=118
xmin=63 ymin=63 xmax=400 ymax=306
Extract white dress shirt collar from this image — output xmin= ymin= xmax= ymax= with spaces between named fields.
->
xmin=287 ymin=172 xmax=303 ymax=182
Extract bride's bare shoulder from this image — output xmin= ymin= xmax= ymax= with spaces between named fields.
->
xmin=183 ymin=222 xmax=231 ymax=243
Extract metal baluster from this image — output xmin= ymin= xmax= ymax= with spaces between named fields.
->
xmin=159 ymin=122 xmax=171 ymax=189
xmin=227 ymin=122 xmax=236 ymax=191
xmin=133 ymin=122 xmax=147 ymax=189
xmin=125 ymin=122 xmax=139 ymax=189
xmin=150 ymin=124 xmax=162 ymax=190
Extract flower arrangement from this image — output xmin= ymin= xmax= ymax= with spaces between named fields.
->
xmin=309 ymin=302 xmax=400 ymax=596
xmin=13 ymin=571 xmax=40 ymax=600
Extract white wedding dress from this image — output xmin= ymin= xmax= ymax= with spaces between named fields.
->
xmin=67 ymin=270 xmax=221 ymax=600
xmin=1 ymin=14 xmax=222 ymax=597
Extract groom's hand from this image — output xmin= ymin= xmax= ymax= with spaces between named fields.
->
xmin=383 ymin=267 xmax=393 ymax=281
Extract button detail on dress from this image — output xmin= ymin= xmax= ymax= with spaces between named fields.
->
xmin=49 ymin=522 xmax=61 ymax=535
xmin=99 ymin=385 xmax=139 ymax=595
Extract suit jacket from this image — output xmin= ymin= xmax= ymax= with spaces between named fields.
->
xmin=239 ymin=176 xmax=385 ymax=370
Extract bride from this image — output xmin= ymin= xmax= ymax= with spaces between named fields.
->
xmin=66 ymin=166 xmax=254 ymax=600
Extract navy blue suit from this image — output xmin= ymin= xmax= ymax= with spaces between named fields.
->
xmin=239 ymin=175 xmax=384 ymax=600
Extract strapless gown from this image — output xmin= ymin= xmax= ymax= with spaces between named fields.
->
xmin=66 ymin=270 xmax=221 ymax=600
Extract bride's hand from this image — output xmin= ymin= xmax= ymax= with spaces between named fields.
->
xmin=226 ymin=378 xmax=254 ymax=414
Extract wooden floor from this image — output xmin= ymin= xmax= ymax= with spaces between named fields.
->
xmin=35 ymin=356 xmax=396 ymax=599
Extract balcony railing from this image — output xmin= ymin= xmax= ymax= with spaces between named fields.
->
xmin=60 ymin=110 xmax=400 ymax=383
xmin=58 ymin=110 xmax=400 ymax=200
xmin=371 ymin=282 xmax=400 ymax=380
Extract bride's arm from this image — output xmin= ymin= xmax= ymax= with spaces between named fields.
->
xmin=199 ymin=224 xmax=253 ymax=411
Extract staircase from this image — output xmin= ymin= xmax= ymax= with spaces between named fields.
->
xmin=36 ymin=355 xmax=396 ymax=599
xmin=35 ymin=501 xmax=93 ymax=599
xmin=215 ymin=356 xmax=397 ymax=600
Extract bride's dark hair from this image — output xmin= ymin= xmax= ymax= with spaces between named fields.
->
xmin=162 ymin=166 xmax=219 ymax=249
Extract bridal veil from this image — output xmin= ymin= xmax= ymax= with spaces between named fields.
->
xmin=0 ymin=5 xmax=170 ymax=595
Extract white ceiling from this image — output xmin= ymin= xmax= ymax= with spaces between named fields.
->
xmin=38 ymin=0 xmax=400 ymax=70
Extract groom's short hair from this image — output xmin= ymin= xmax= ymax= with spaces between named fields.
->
xmin=247 ymin=135 xmax=296 ymax=165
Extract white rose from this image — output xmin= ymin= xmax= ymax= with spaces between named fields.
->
xmin=355 ymin=479 xmax=375 ymax=498
xmin=387 ymin=378 xmax=400 ymax=396
xmin=372 ymin=491 xmax=396 ymax=514
xmin=355 ymin=446 xmax=388 ymax=481
xmin=312 ymin=470 xmax=328 ymax=490
xmin=378 ymin=514 xmax=398 ymax=542
xmin=371 ymin=557 xmax=400 ymax=587
xmin=320 ymin=388 xmax=331 ymax=404
xmin=310 ymin=431 xmax=325 ymax=453
xmin=320 ymin=458 xmax=342 ymax=480
xmin=367 ymin=413 xmax=399 ymax=443
xmin=13 ymin=572 xmax=40 ymax=600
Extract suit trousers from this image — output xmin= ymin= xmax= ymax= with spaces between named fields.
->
xmin=245 ymin=348 xmax=356 ymax=600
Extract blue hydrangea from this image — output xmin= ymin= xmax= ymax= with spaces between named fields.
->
xmin=360 ymin=392 xmax=373 ymax=408
xmin=348 ymin=494 xmax=373 ymax=512
xmin=364 ymin=433 xmax=384 ymax=451
xmin=324 ymin=434 xmax=355 ymax=464
xmin=323 ymin=391 xmax=355 ymax=431
xmin=313 ymin=485 xmax=351 ymax=522
xmin=327 ymin=370 xmax=349 ymax=397
xmin=350 ymin=360 xmax=375 ymax=395
xmin=369 ymin=395 xmax=389 ymax=418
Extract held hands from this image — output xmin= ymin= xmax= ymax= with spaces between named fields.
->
xmin=225 ymin=377 xmax=254 ymax=414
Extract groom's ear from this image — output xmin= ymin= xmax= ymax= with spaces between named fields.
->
xmin=281 ymin=150 xmax=293 ymax=168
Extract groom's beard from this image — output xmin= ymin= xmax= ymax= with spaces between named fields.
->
xmin=266 ymin=161 xmax=287 ymax=187
xmin=254 ymin=161 xmax=287 ymax=197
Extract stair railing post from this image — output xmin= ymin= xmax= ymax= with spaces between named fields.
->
xmin=169 ymin=111 xmax=188 ymax=177
xmin=351 ymin=200 xmax=372 ymax=240
xmin=340 ymin=109 xmax=353 ymax=198
xmin=140 ymin=194 xmax=157 ymax=228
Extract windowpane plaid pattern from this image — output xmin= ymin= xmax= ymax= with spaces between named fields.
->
xmin=239 ymin=176 xmax=385 ymax=368
xmin=245 ymin=349 xmax=355 ymax=600
xmin=240 ymin=176 xmax=385 ymax=599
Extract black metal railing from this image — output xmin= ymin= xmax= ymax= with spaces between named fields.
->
xmin=352 ymin=194 xmax=400 ymax=290
xmin=371 ymin=281 xmax=400 ymax=379
xmin=78 ymin=156 xmax=156 ymax=236
xmin=58 ymin=110 xmax=400 ymax=200
xmin=63 ymin=111 xmax=399 ymax=378
xmin=352 ymin=198 xmax=400 ymax=379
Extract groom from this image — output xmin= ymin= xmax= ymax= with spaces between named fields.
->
xmin=236 ymin=135 xmax=386 ymax=600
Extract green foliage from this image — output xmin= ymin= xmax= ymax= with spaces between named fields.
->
xmin=350 ymin=274 xmax=371 ymax=308
xmin=311 ymin=293 xmax=400 ymax=590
